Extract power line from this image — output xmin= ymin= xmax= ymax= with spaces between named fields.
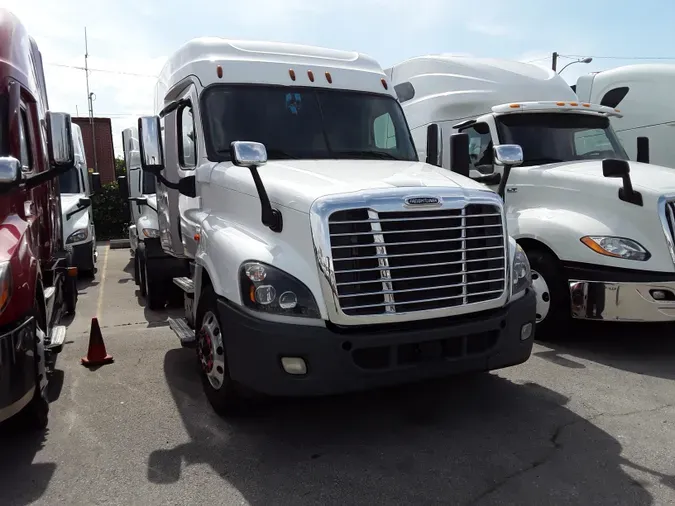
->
xmin=45 ymin=62 xmax=157 ymax=78
xmin=563 ymin=54 xmax=675 ymax=61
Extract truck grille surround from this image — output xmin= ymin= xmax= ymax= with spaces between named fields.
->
xmin=310 ymin=190 xmax=510 ymax=325
xmin=658 ymin=196 xmax=675 ymax=265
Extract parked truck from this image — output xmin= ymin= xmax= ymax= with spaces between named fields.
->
xmin=136 ymin=38 xmax=536 ymax=415
xmin=117 ymin=126 xmax=166 ymax=302
xmin=387 ymin=55 xmax=675 ymax=336
xmin=0 ymin=9 xmax=79 ymax=428
xmin=59 ymin=122 xmax=101 ymax=278
xmin=575 ymin=63 xmax=675 ymax=169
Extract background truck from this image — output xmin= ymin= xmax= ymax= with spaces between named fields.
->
xmin=387 ymin=55 xmax=675 ymax=336
xmin=575 ymin=63 xmax=675 ymax=169
xmin=59 ymin=122 xmax=101 ymax=278
xmin=0 ymin=8 xmax=79 ymax=429
xmin=117 ymin=126 xmax=169 ymax=304
xmin=136 ymin=38 xmax=537 ymax=416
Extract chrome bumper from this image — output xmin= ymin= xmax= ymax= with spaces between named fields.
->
xmin=569 ymin=279 xmax=675 ymax=322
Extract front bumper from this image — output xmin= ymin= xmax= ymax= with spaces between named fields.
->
xmin=567 ymin=262 xmax=675 ymax=322
xmin=218 ymin=289 xmax=536 ymax=397
xmin=0 ymin=317 xmax=37 ymax=423
xmin=69 ymin=240 xmax=95 ymax=272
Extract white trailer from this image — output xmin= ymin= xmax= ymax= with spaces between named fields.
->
xmin=575 ymin=63 xmax=675 ymax=168
xmin=135 ymin=39 xmax=536 ymax=415
xmin=388 ymin=55 xmax=675 ymax=336
xmin=59 ymin=122 xmax=100 ymax=277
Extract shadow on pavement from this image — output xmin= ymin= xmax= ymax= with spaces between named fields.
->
xmin=147 ymin=347 xmax=661 ymax=505
xmin=537 ymin=320 xmax=675 ymax=380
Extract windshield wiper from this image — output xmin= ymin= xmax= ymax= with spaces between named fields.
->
xmin=523 ymin=157 xmax=564 ymax=165
xmin=335 ymin=150 xmax=402 ymax=161
xmin=265 ymin=149 xmax=299 ymax=160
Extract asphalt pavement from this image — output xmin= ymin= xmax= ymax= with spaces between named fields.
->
xmin=0 ymin=244 xmax=673 ymax=505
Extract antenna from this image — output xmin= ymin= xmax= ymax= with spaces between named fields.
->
xmin=84 ymin=27 xmax=99 ymax=174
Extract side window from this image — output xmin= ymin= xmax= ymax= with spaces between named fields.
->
xmin=178 ymin=104 xmax=196 ymax=168
xmin=19 ymin=109 xmax=32 ymax=172
xmin=373 ymin=112 xmax=397 ymax=149
xmin=574 ymin=129 xmax=613 ymax=155
xmin=464 ymin=123 xmax=493 ymax=174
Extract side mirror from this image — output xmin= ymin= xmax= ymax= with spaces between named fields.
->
xmin=0 ymin=157 xmax=22 ymax=187
xmin=426 ymin=124 xmax=441 ymax=167
xmin=602 ymin=158 xmax=642 ymax=206
xmin=636 ymin=136 xmax=650 ymax=164
xmin=90 ymin=172 xmax=101 ymax=194
xmin=138 ymin=116 xmax=164 ymax=175
xmin=231 ymin=141 xmax=268 ymax=167
xmin=493 ymin=144 xmax=523 ymax=167
xmin=117 ymin=175 xmax=129 ymax=201
xmin=46 ymin=112 xmax=75 ymax=173
xmin=449 ymin=133 xmax=470 ymax=177
xmin=78 ymin=197 xmax=92 ymax=208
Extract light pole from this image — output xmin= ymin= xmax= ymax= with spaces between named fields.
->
xmin=559 ymin=57 xmax=593 ymax=74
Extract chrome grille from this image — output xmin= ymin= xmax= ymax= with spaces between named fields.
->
xmin=328 ymin=204 xmax=507 ymax=316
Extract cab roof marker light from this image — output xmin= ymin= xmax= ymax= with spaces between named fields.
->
xmin=381 ymin=78 xmax=388 ymax=90
xmin=509 ymin=103 xmax=520 ymax=108
xmin=325 ymin=71 xmax=332 ymax=83
xmin=216 ymin=65 xmax=223 ymax=79
xmin=289 ymin=69 xmax=296 ymax=81
xmin=582 ymin=103 xmax=590 ymax=107
xmin=556 ymin=102 xmax=565 ymax=106
xmin=307 ymin=70 xmax=315 ymax=82
xmin=569 ymin=102 xmax=578 ymax=106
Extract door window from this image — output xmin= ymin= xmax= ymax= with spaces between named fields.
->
xmin=19 ymin=109 xmax=32 ymax=172
xmin=178 ymin=104 xmax=196 ymax=168
xmin=464 ymin=122 xmax=493 ymax=174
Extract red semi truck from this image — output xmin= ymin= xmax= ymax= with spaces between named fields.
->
xmin=0 ymin=9 xmax=79 ymax=429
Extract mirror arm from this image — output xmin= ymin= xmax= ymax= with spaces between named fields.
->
xmin=65 ymin=205 xmax=87 ymax=221
xmin=496 ymin=165 xmax=512 ymax=200
xmin=23 ymin=168 xmax=59 ymax=190
xmin=247 ymin=166 xmax=282 ymax=233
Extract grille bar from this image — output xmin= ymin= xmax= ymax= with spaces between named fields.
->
xmin=328 ymin=204 xmax=507 ymax=316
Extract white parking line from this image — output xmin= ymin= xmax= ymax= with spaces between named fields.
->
xmin=96 ymin=245 xmax=110 ymax=318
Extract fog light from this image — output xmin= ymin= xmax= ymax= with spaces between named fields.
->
xmin=652 ymin=290 xmax=666 ymax=300
xmin=281 ymin=357 xmax=307 ymax=375
xmin=520 ymin=322 xmax=533 ymax=341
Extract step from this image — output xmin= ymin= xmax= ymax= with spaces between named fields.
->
xmin=44 ymin=286 xmax=56 ymax=303
xmin=168 ymin=317 xmax=196 ymax=348
xmin=46 ymin=325 xmax=67 ymax=354
xmin=172 ymin=277 xmax=194 ymax=294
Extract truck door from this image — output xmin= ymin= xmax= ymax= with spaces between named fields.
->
xmin=157 ymin=83 xmax=202 ymax=259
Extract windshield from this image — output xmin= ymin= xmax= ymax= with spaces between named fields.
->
xmin=496 ymin=112 xmax=628 ymax=167
xmin=59 ymin=165 xmax=81 ymax=193
xmin=201 ymin=85 xmax=418 ymax=162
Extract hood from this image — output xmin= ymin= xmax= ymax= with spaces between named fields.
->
xmin=221 ymin=160 xmax=492 ymax=213
xmin=60 ymin=194 xmax=85 ymax=215
xmin=544 ymin=160 xmax=675 ymax=193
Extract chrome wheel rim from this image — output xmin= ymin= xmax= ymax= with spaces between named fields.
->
xmin=531 ymin=269 xmax=551 ymax=323
xmin=197 ymin=311 xmax=226 ymax=390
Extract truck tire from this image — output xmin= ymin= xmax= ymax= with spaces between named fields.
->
xmin=21 ymin=296 xmax=50 ymax=430
xmin=195 ymin=286 xmax=244 ymax=416
xmin=137 ymin=244 xmax=147 ymax=297
xmin=80 ymin=241 xmax=97 ymax=279
xmin=525 ymin=248 xmax=571 ymax=340
xmin=143 ymin=258 xmax=165 ymax=310
xmin=134 ymin=251 xmax=141 ymax=286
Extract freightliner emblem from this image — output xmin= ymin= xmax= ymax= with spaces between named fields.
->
xmin=404 ymin=196 xmax=441 ymax=206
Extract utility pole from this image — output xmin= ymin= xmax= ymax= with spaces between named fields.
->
xmin=84 ymin=27 xmax=98 ymax=174
xmin=552 ymin=51 xmax=558 ymax=72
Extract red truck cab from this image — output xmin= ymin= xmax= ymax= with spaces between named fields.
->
xmin=0 ymin=9 xmax=79 ymax=429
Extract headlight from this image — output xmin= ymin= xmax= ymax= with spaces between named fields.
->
xmin=511 ymin=244 xmax=532 ymax=296
xmin=66 ymin=228 xmax=88 ymax=244
xmin=0 ymin=261 xmax=12 ymax=314
xmin=142 ymin=228 xmax=160 ymax=238
xmin=239 ymin=261 xmax=320 ymax=319
xmin=580 ymin=236 xmax=650 ymax=261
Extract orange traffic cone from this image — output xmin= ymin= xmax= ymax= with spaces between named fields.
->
xmin=81 ymin=317 xmax=114 ymax=367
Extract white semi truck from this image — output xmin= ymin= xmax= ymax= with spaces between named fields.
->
xmin=118 ymin=126 xmax=172 ymax=305
xmin=135 ymin=38 xmax=536 ymax=415
xmin=59 ymin=122 xmax=100 ymax=277
xmin=387 ymin=55 xmax=675 ymax=336
xmin=575 ymin=63 xmax=675 ymax=169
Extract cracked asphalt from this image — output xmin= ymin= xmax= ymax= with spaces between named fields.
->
xmin=0 ymin=244 xmax=674 ymax=505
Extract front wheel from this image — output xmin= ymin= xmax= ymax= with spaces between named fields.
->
xmin=143 ymin=258 xmax=165 ymax=310
xmin=196 ymin=286 xmax=244 ymax=416
xmin=525 ymin=248 xmax=571 ymax=340
xmin=21 ymin=297 xmax=50 ymax=430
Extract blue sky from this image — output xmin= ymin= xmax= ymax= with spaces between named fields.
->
xmin=7 ymin=0 xmax=675 ymax=157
